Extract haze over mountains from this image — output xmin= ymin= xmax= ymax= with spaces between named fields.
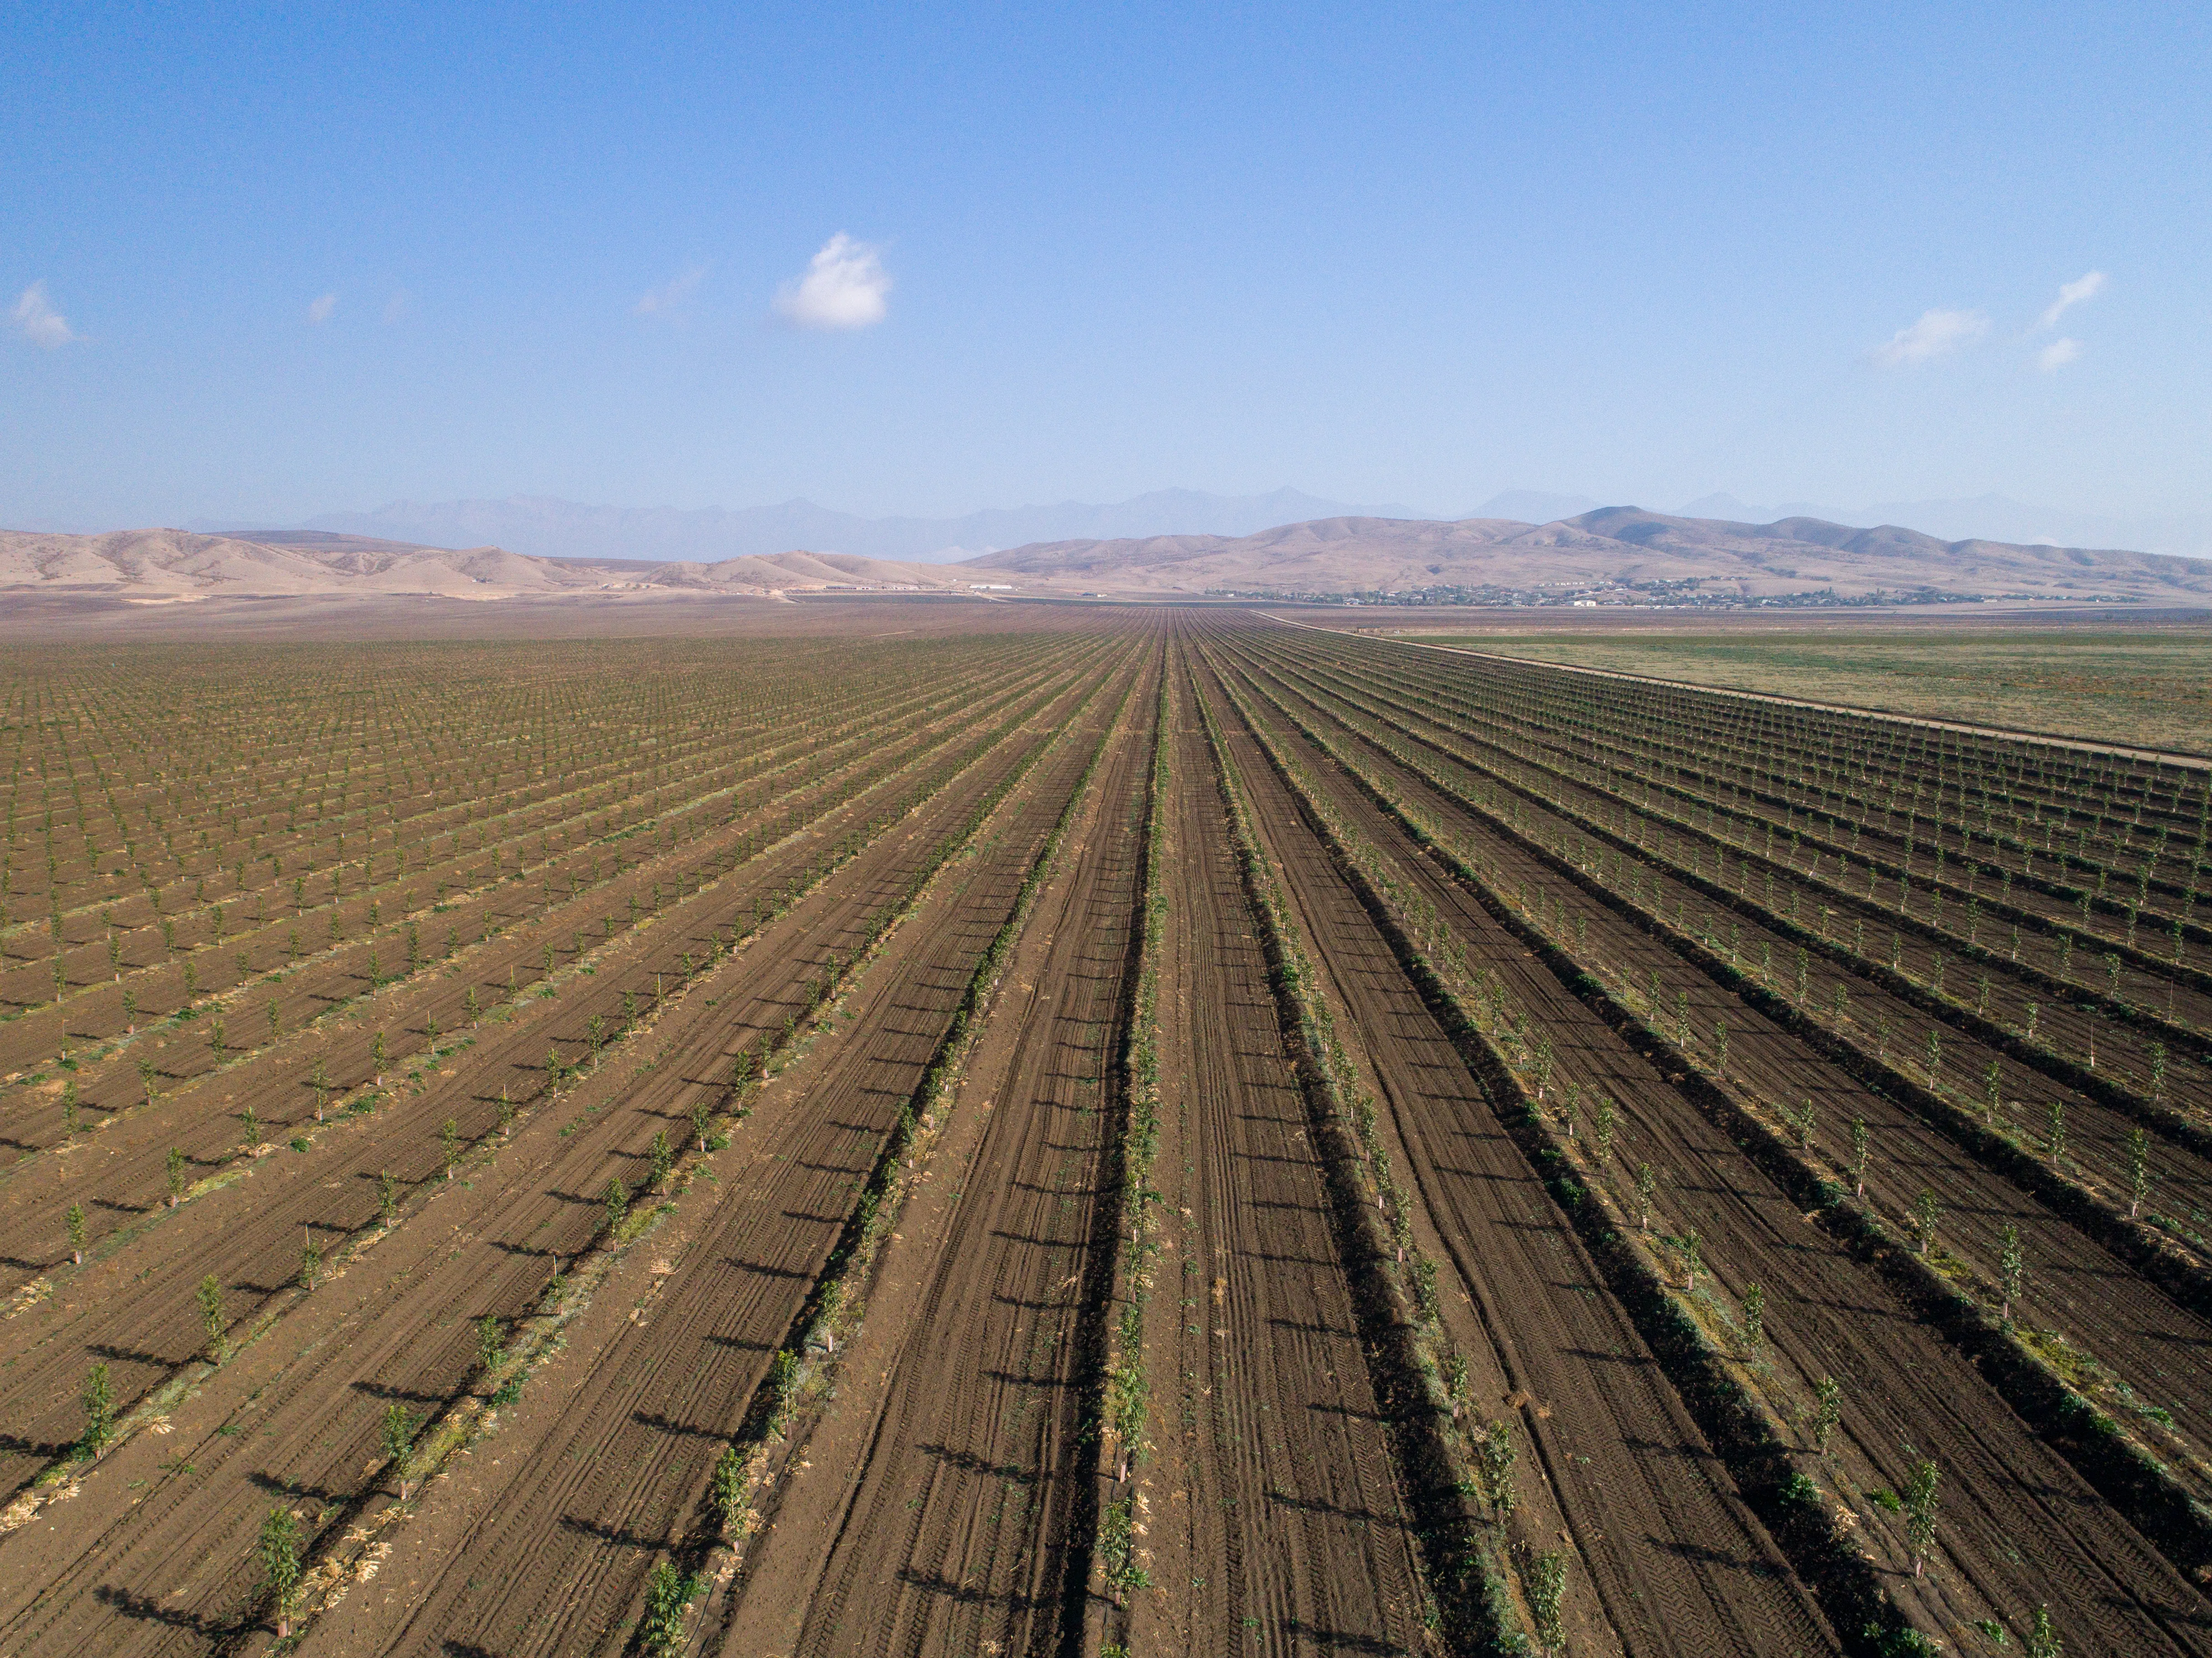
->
xmin=183 ymin=487 xmax=2212 ymax=564
xmin=212 ymin=488 xmax=1421 ymax=566
xmin=10 ymin=506 xmax=2211 ymax=614
xmin=973 ymin=509 xmax=2212 ymax=604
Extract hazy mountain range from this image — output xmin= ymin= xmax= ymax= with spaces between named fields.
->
xmin=973 ymin=508 xmax=2212 ymax=604
xmin=183 ymin=487 xmax=2212 ymax=564
xmin=202 ymin=488 xmax=1420 ymax=566
xmin=14 ymin=507 xmax=2211 ymax=612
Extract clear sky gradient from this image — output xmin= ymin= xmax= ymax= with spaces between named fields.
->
xmin=3 ymin=2 xmax=2205 ymax=529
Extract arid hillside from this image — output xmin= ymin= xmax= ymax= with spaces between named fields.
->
xmin=968 ymin=507 xmax=2212 ymax=603
xmin=0 ymin=528 xmax=980 ymax=604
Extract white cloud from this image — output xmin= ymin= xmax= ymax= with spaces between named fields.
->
xmin=1871 ymin=307 xmax=1988 ymax=367
xmin=2038 ymin=337 xmax=2082 ymax=372
xmin=382 ymin=289 xmax=410 ymax=325
xmin=307 ymin=292 xmax=338 ymax=324
xmin=10 ymin=282 xmax=77 ymax=348
xmin=773 ymin=233 xmax=890 ymax=331
xmin=2038 ymin=270 xmax=2105 ymax=330
xmin=635 ymin=264 xmax=707 ymax=317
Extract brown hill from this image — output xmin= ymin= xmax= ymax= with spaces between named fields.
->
xmin=964 ymin=508 xmax=2212 ymax=604
xmin=0 ymin=530 xmax=980 ymax=605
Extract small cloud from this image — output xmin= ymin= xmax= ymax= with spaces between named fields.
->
xmin=10 ymin=282 xmax=77 ymax=348
xmin=382 ymin=289 xmax=410 ymax=325
xmin=307 ymin=292 xmax=338 ymax=324
xmin=635 ymin=264 xmax=707 ymax=317
xmin=2037 ymin=337 xmax=2082 ymax=372
xmin=1871 ymin=307 xmax=1988 ymax=367
xmin=2038 ymin=270 xmax=2105 ymax=330
xmin=773 ymin=233 xmax=890 ymax=331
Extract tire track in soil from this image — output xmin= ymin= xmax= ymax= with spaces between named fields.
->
xmin=1209 ymin=626 xmax=2212 ymax=1655
xmin=0 ymin=651 xmax=1131 ymax=1657
xmin=0 ymin=653 xmax=1102 ymax=1504
xmin=1190 ymin=640 xmax=1839 ymax=1658
xmin=1116 ymin=648 xmax=1436 ymax=1656
xmin=299 ymin=645 xmax=1146 ymax=1658
xmin=713 ymin=639 xmax=1158 ymax=1657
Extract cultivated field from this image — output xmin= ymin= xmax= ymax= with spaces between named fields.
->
xmin=2 ymin=609 xmax=2208 ymax=1657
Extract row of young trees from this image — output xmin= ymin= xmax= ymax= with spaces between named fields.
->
xmin=1208 ymin=630 xmax=2087 ymax=1655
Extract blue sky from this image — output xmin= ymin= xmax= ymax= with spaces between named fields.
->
xmin=3 ymin=1 xmax=2205 ymax=529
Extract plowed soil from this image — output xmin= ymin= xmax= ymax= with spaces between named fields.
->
xmin=8 ymin=607 xmax=2211 ymax=1658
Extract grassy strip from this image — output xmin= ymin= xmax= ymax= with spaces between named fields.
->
xmin=1194 ymin=667 xmax=1522 ymax=1657
xmin=1076 ymin=664 xmax=1168 ymax=1644
xmin=1226 ymin=651 xmax=2212 ymax=1611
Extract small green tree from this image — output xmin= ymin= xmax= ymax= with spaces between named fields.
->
xmin=1741 ymin=1283 xmax=1766 ymax=1351
xmin=259 ymin=1505 xmax=302 ymax=1637
xmin=167 ymin=1145 xmax=187 ymax=1207
xmin=641 ymin=1559 xmax=694 ymax=1657
xmin=239 ymin=1102 xmax=260 ymax=1146
xmin=690 ymin=1096 xmax=713 ymax=1152
xmin=378 ymin=1168 xmax=399 ymax=1224
xmin=1592 ymin=1096 xmax=1616 ymax=1162
xmin=79 ymin=1361 xmax=114 ymax=1458
xmin=1998 ymin=1223 xmax=2026 ymax=1324
xmin=2024 ymin=1604 xmax=2061 ymax=1658
xmin=197 ymin=1274 xmax=228 ymax=1361
xmin=66 ymin=1202 xmax=86 ymax=1265
xmin=708 ymin=1443 xmax=748 ymax=1534
xmin=2045 ymin=1099 xmax=2066 ymax=1163
xmin=1633 ymin=1162 xmax=1657 ymax=1231
xmin=1903 ymin=1456 xmax=1939 ymax=1578
xmin=1527 ymin=1547 xmax=1567 ymax=1653
xmin=61 ymin=1079 xmax=79 ymax=1141
xmin=440 ymin=1117 xmax=461 ymax=1180
xmin=1812 ymin=1376 xmax=1842 ymax=1457
xmin=300 ymin=1229 xmax=323 ymax=1290
xmin=2127 ymin=1128 xmax=2151 ymax=1218
xmin=371 ymin=1029 xmax=389 ymax=1085
xmin=476 ymin=1313 xmax=502 ymax=1371
xmin=603 ymin=1175 xmax=630 ymax=1236
xmin=649 ymin=1129 xmax=673 ymax=1188
xmin=1912 ymin=1187 xmax=1939 ymax=1255
xmin=769 ymin=1348 xmax=801 ymax=1434
xmin=1848 ymin=1116 xmax=1870 ymax=1198
xmin=1479 ymin=1418 xmax=1517 ymax=1518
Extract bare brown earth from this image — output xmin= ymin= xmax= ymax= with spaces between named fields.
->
xmin=1193 ymin=614 xmax=2212 ymax=1653
xmin=6 ymin=607 xmax=2212 ymax=1658
xmin=710 ymin=643 xmax=1156 ymax=1653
